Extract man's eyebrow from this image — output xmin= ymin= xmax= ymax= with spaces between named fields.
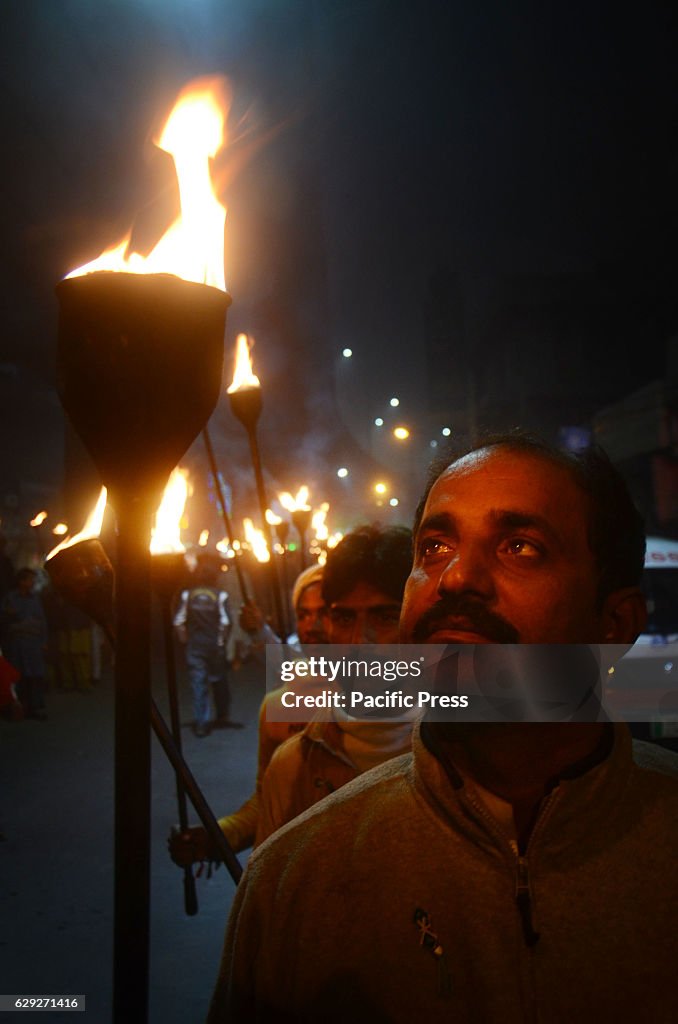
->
xmin=416 ymin=512 xmax=454 ymax=539
xmin=491 ymin=510 xmax=562 ymax=546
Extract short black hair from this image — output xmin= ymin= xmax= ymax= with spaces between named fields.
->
xmin=413 ymin=431 xmax=646 ymax=599
xmin=322 ymin=525 xmax=413 ymax=605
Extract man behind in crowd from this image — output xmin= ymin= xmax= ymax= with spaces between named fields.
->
xmin=255 ymin=524 xmax=415 ymax=845
xmin=209 ymin=435 xmax=678 ymax=1024
xmin=173 ymin=553 xmax=238 ymax=738
xmin=169 ymin=563 xmax=329 ymax=862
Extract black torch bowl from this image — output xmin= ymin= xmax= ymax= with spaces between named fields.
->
xmin=56 ymin=272 xmax=231 ymax=504
xmin=46 ymin=538 xmax=115 ymax=641
xmin=228 ymin=385 xmax=262 ymax=434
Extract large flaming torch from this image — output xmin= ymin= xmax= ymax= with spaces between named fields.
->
xmin=55 ymin=78 xmax=232 ymax=1022
xmin=227 ymin=334 xmax=287 ymax=637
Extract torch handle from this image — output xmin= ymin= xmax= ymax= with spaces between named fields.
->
xmin=202 ymin=428 xmax=252 ymax=604
xmin=150 ymin=699 xmax=243 ymax=883
xmin=161 ymin=600 xmax=199 ymax=916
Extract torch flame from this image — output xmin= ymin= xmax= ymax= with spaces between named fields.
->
xmin=30 ymin=511 xmax=48 ymax=527
xmin=198 ymin=529 xmax=209 ymax=547
xmin=265 ymin=509 xmax=283 ymax=526
xmin=46 ymin=488 xmax=108 ymax=560
xmin=227 ymin=333 xmax=260 ymax=392
xmin=243 ymin=517 xmax=270 ymax=562
xmin=52 ymin=524 xmax=68 ymax=536
xmin=312 ymin=502 xmax=330 ymax=542
xmin=150 ymin=468 xmax=189 ymax=554
xmin=279 ymin=487 xmax=310 ymax=512
xmin=66 ymin=76 xmax=230 ymax=291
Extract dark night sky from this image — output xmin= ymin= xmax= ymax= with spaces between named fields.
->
xmin=1 ymin=0 xmax=677 ymax=537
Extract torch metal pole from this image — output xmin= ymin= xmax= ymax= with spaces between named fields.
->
xmin=244 ymin=425 xmax=288 ymax=640
xmin=202 ymin=428 xmax=252 ymax=604
xmin=112 ymin=495 xmax=153 ymax=1024
xmin=160 ymin=597 xmax=198 ymax=915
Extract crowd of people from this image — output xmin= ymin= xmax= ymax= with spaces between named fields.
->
xmin=0 ymin=549 xmax=104 ymax=722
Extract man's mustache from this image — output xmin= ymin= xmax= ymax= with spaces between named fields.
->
xmin=410 ymin=594 xmax=520 ymax=644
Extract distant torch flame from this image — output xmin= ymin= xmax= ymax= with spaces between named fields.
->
xmin=30 ymin=511 xmax=48 ymax=527
xmin=150 ymin=468 xmax=189 ymax=554
xmin=198 ymin=529 xmax=209 ymax=547
xmin=46 ymin=488 xmax=108 ymax=560
xmin=279 ymin=487 xmax=310 ymax=513
xmin=227 ymin=333 xmax=260 ymax=393
xmin=265 ymin=509 xmax=283 ymax=526
xmin=52 ymin=524 xmax=68 ymax=536
xmin=327 ymin=532 xmax=344 ymax=549
xmin=243 ymin=517 xmax=270 ymax=562
xmin=66 ymin=76 xmax=230 ymax=291
xmin=312 ymin=502 xmax=330 ymax=542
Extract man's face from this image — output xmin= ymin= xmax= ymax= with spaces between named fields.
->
xmin=400 ymin=447 xmax=610 ymax=646
xmin=328 ymin=581 xmax=401 ymax=644
xmin=295 ymin=582 xmax=329 ymax=644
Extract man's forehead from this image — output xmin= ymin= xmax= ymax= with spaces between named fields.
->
xmin=423 ymin=447 xmax=588 ymax=528
xmin=297 ymin=582 xmax=325 ymax=607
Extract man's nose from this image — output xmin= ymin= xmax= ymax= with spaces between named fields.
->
xmin=437 ymin=542 xmax=495 ymax=599
xmin=348 ymin=613 xmax=375 ymax=644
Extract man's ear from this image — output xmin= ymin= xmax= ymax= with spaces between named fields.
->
xmin=600 ymin=587 xmax=648 ymax=649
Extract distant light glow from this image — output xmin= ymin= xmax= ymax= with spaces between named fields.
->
xmin=30 ymin=511 xmax=48 ymax=527
xmin=374 ymin=482 xmax=387 ymax=495
xmin=393 ymin=426 xmax=410 ymax=440
xmin=389 ymin=397 xmax=400 ymax=407
xmin=337 ymin=467 xmax=349 ymax=478
xmin=430 ymin=440 xmax=438 ymax=448
xmin=342 ymin=348 xmax=353 ymax=358
xmin=441 ymin=427 xmax=451 ymax=437
xmin=374 ymin=417 xmax=384 ymax=427
xmin=52 ymin=523 xmax=68 ymax=536
xmin=389 ymin=498 xmax=399 ymax=507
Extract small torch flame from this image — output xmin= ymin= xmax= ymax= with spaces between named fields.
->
xmin=279 ymin=487 xmax=311 ymax=513
xmin=52 ymin=524 xmax=68 ymax=536
xmin=243 ymin=517 xmax=270 ymax=562
xmin=30 ymin=511 xmax=48 ymax=527
xmin=150 ymin=468 xmax=189 ymax=555
xmin=46 ymin=488 xmax=108 ymax=560
xmin=227 ymin=333 xmax=260 ymax=393
xmin=265 ymin=509 xmax=283 ymax=526
xmin=198 ymin=529 xmax=209 ymax=547
xmin=66 ymin=76 xmax=230 ymax=291
xmin=312 ymin=502 xmax=330 ymax=543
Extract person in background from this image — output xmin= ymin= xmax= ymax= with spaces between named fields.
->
xmin=174 ymin=553 xmax=238 ymax=738
xmin=168 ymin=563 xmax=329 ymax=863
xmin=255 ymin=524 xmax=415 ymax=845
xmin=1 ymin=568 xmax=49 ymax=720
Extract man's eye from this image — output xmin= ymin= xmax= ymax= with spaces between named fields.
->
xmin=501 ymin=537 xmax=542 ymax=558
xmin=330 ymin=610 xmax=354 ymax=625
xmin=418 ymin=537 xmax=453 ymax=560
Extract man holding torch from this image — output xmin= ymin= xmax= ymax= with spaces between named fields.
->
xmin=209 ymin=435 xmax=678 ymax=1024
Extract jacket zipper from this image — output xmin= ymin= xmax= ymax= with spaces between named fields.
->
xmin=515 ymin=855 xmax=540 ymax=947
